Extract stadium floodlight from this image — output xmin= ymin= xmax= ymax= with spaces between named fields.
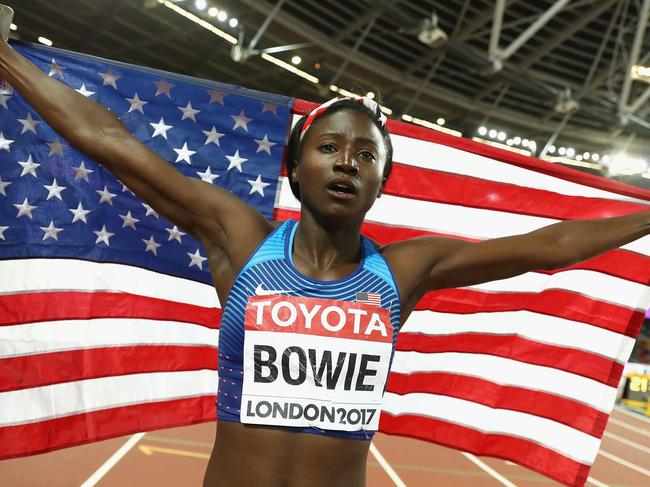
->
xmin=478 ymin=126 xmax=487 ymax=136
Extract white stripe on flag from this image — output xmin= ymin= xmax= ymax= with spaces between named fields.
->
xmin=390 ymin=351 xmax=617 ymax=411
xmin=0 ymin=369 xmax=218 ymax=427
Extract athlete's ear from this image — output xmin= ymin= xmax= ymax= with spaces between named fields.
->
xmin=377 ymin=177 xmax=387 ymax=198
xmin=290 ymin=161 xmax=299 ymax=183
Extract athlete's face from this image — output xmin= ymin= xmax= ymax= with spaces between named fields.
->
xmin=292 ymin=109 xmax=387 ymax=222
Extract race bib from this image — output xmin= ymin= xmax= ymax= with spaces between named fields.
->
xmin=241 ymin=295 xmax=393 ymax=431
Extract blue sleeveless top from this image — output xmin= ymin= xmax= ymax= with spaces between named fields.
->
xmin=217 ymin=220 xmax=401 ymax=440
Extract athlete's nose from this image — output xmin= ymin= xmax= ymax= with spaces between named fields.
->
xmin=334 ymin=150 xmax=359 ymax=176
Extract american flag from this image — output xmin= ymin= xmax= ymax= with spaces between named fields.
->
xmin=2 ymin=43 xmax=650 ymax=487
xmin=356 ymin=291 xmax=382 ymax=307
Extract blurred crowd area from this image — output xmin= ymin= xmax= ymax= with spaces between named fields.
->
xmin=631 ymin=320 xmax=650 ymax=364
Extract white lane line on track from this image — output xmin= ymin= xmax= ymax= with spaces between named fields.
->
xmin=460 ymin=452 xmax=517 ymax=487
xmin=613 ymin=405 xmax=650 ymax=425
xmin=608 ymin=417 xmax=650 ymax=438
xmin=369 ymin=443 xmax=407 ymax=487
xmin=599 ymin=449 xmax=650 ymax=478
xmin=586 ymin=476 xmax=610 ymax=487
xmin=604 ymin=431 xmax=650 ymax=454
xmin=79 ymin=432 xmax=146 ymax=487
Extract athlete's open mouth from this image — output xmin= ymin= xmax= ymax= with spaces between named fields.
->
xmin=326 ymin=178 xmax=357 ymax=200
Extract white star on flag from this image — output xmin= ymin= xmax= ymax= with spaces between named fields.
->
xmin=154 ymin=79 xmax=175 ymax=98
xmin=69 ymin=202 xmax=91 ymax=223
xmin=0 ymin=131 xmax=14 ymax=151
xmin=203 ymin=126 xmax=225 ymax=146
xmin=119 ymin=211 xmax=140 ymax=229
xmin=261 ymin=102 xmax=278 ymax=114
xmin=96 ymin=186 xmax=117 ymax=205
xmin=254 ymin=134 xmax=277 ymax=155
xmin=142 ymin=235 xmax=162 ymax=255
xmin=126 ymin=93 xmax=148 ymax=114
xmin=178 ymin=101 xmax=200 ymax=122
xmin=98 ymin=68 xmax=121 ymax=89
xmin=197 ymin=166 xmax=219 ymax=184
xmin=165 ymin=225 xmax=186 ymax=243
xmin=173 ymin=142 xmax=196 ymax=164
xmin=0 ymin=225 xmax=8 ymax=240
xmin=207 ymin=89 xmax=226 ymax=105
xmin=47 ymin=59 xmax=65 ymax=78
xmin=40 ymin=221 xmax=63 ymax=241
xmin=150 ymin=117 xmax=173 ymax=139
xmin=121 ymin=183 xmax=134 ymax=194
xmin=247 ymin=174 xmax=270 ymax=197
xmin=0 ymin=176 xmax=11 ymax=196
xmin=14 ymin=198 xmax=37 ymax=219
xmin=72 ymin=161 xmax=94 ymax=182
xmin=187 ymin=249 xmax=207 ymax=269
xmin=44 ymin=179 xmax=67 ymax=200
xmin=226 ymin=150 xmax=248 ymax=172
xmin=18 ymin=112 xmax=40 ymax=134
xmin=47 ymin=138 xmax=67 ymax=157
xmin=0 ymin=93 xmax=11 ymax=109
xmin=142 ymin=203 xmax=159 ymax=218
xmin=231 ymin=110 xmax=253 ymax=131
xmin=76 ymin=83 xmax=95 ymax=97
xmin=93 ymin=225 xmax=114 ymax=246
xmin=18 ymin=154 xmax=41 ymax=177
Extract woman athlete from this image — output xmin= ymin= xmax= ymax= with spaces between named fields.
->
xmin=2 ymin=5 xmax=650 ymax=487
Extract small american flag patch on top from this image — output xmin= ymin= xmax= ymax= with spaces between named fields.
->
xmin=356 ymin=292 xmax=381 ymax=307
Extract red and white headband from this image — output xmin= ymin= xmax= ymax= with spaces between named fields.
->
xmin=299 ymin=96 xmax=387 ymax=140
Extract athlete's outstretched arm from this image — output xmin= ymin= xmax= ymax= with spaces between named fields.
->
xmin=0 ymin=35 xmax=271 ymax=253
xmin=384 ymin=210 xmax=650 ymax=301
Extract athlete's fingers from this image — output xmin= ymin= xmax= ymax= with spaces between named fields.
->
xmin=0 ymin=5 xmax=13 ymax=43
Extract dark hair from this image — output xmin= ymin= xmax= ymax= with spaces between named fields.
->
xmin=284 ymin=98 xmax=393 ymax=201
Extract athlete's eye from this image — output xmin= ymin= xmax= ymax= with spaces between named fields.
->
xmin=320 ymin=143 xmax=337 ymax=153
xmin=359 ymin=150 xmax=376 ymax=161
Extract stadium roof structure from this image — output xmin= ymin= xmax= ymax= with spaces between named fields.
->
xmin=10 ymin=0 xmax=650 ymax=182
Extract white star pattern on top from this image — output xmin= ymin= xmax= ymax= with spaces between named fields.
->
xmin=0 ymin=131 xmax=14 ymax=151
xmin=14 ymin=198 xmax=37 ymax=219
xmin=165 ymin=225 xmax=186 ymax=243
xmin=44 ymin=179 xmax=67 ymax=200
xmin=187 ymin=249 xmax=207 ymax=269
xmin=126 ymin=93 xmax=148 ymax=114
xmin=47 ymin=59 xmax=65 ymax=78
xmin=203 ymin=126 xmax=225 ymax=146
xmin=94 ymin=225 xmax=114 ymax=246
xmin=142 ymin=203 xmax=159 ymax=218
xmin=254 ymin=134 xmax=276 ymax=155
xmin=0 ymin=225 xmax=8 ymax=240
xmin=142 ymin=235 xmax=162 ymax=255
xmin=18 ymin=154 xmax=41 ymax=177
xmin=119 ymin=211 xmax=140 ymax=229
xmin=174 ymin=142 xmax=196 ymax=164
xmin=0 ymin=176 xmax=10 ymax=196
xmin=197 ymin=166 xmax=219 ymax=183
xmin=247 ymin=175 xmax=270 ymax=197
xmin=96 ymin=186 xmax=117 ymax=205
xmin=76 ymin=84 xmax=95 ymax=98
xmin=207 ymin=89 xmax=226 ymax=105
xmin=0 ymin=93 xmax=10 ymax=109
xmin=18 ymin=112 xmax=40 ymax=134
xmin=150 ymin=117 xmax=173 ymax=139
xmin=154 ymin=79 xmax=175 ymax=98
xmin=73 ymin=161 xmax=94 ymax=182
xmin=47 ymin=138 xmax=67 ymax=157
xmin=261 ymin=102 xmax=278 ymax=114
xmin=178 ymin=101 xmax=200 ymax=122
xmin=40 ymin=221 xmax=63 ymax=241
xmin=226 ymin=150 xmax=247 ymax=172
xmin=99 ymin=68 xmax=121 ymax=89
xmin=231 ymin=110 xmax=253 ymax=131
xmin=69 ymin=202 xmax=91 ymax=223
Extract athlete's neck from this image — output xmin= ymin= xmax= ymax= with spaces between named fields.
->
xmin=293 ymin=211 xmax=362 ymax=272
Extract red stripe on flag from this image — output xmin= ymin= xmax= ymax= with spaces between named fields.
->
xmin=0 ymin=292 xmax=221 ymax=328
xmin=395 ymin=333 xmax=623 ymax=387
xmin=417 ymin=288 xmax=645 ymax=337
xmin=0 ymin=345 xmax=219 ymax=393
xmin=378 ymin=413 xmax=591 ymax=487
xmin=0 ymin=395 xmax=215 ymax=460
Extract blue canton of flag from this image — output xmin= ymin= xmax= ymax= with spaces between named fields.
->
xmin=0 ymin=42 xmax=292 ymax=285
